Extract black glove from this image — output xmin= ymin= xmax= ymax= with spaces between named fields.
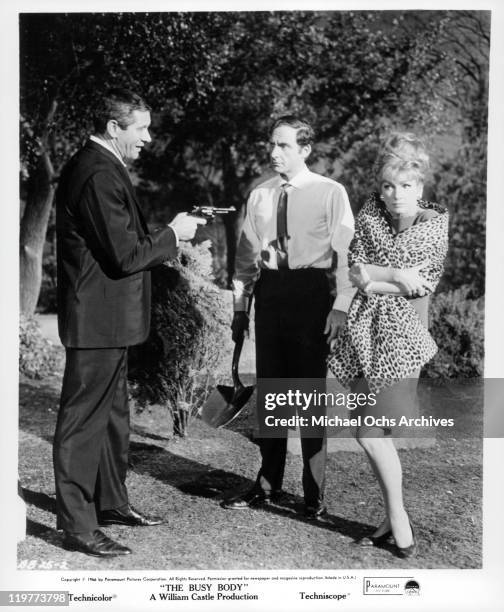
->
xmin=231 ymin=311 xmax=249 ymax=343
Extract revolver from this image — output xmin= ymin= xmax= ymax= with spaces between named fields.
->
xmin=190 ymin=205 xmax=236 ymax=220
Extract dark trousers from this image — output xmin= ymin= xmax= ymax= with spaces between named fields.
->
xmin=254 ymin=269 xmax=331 ymax=507
xmin=53 ymin=347 xmax=130 ymax=533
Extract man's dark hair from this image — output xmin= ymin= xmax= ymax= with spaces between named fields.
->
xmin=270 ymin=115 xmax=315 ymax=147
xmin=92 ymin=88 xmax=151 ymax=134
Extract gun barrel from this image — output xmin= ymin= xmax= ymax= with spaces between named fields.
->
xmin=191 ymin=206 xmax=236 ymax=217
xmin=211 ymin=207 xmax=236 ymax=213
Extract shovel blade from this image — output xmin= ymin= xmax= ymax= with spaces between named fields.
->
xmin=200 ymin=384 xmax=255 ymax=428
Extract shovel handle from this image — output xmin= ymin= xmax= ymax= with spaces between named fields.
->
xmin=232 ymin=297 xmax=252 ymax=388
xmin=232 ymin=333 xmax=244 ymax=388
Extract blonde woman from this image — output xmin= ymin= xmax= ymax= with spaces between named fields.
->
xmin=328 ymin=132 xmax=449 ymax=558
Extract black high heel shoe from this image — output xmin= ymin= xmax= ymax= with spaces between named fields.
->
xmin=396 ymin=521 xmax=416 ymax=559
xmin=356 ymin=529 xmax=392 ymax=547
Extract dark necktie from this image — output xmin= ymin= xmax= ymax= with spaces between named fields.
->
xmin=277 ymin=183 xmax=290 ymax=268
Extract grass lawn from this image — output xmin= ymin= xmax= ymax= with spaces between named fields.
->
xmin=18 ymin=365 xmax=482 ymax=571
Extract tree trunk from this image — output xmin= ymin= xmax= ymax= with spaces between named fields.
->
xmin=20 ymin=100 xmax=58 ymax=315
xmin=19 ymin=151 xmax=56 ymax=315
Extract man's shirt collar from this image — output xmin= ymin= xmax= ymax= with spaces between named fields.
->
xmin=278 ymin=165 xmax=311 ymax=189
xmin=89 ymin=135 xmax=127 ymax=167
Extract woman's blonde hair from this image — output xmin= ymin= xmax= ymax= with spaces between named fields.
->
xmin=375 ymin=132 xmax=430 ymax=183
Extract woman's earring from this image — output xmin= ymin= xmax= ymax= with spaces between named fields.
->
xmin=379 ymin=194 xmax=384 ymax=201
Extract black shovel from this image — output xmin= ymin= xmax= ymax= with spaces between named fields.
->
xmin=199 ymin=332 xmax=254 ymax=428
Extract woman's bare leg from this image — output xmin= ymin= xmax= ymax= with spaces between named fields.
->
xmin=356 ymin=426 xmax=413 ymax=548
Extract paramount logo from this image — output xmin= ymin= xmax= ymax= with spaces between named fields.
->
xmin=363 ymin=577 xmax=416 ymax=595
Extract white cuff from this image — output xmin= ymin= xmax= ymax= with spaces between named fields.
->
xmin=332 ymin=292 xmax=355 ymax=313
xmin=233 ymin=295 xmax=250 ymax=312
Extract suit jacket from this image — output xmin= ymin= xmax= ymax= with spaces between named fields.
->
xmin=56 ymin=140 xmax=177 ymax=348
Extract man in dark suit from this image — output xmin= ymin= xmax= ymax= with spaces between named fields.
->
xmin=54 ymin=88 xmax=205 ymax=557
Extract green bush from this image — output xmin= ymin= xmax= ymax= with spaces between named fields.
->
xmin=423 ymin=287 xmax=484 ymax=378
xmin=19 ymin=313 xmax=61 ymax=379
xmin=128 ymin=241 xmax=234 ymax=436
xmin=433 ymin=138 xmax=486 ymax=299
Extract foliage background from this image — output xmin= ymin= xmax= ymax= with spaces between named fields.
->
xmin=18 ymin=10 xmax=489 ymax=382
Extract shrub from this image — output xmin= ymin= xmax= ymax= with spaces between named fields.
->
xmin=433 ymin=138 xmax=486 ymax=299
xmin=128 ymin=241 xmax=234 ymax=436
xmin=423 ymin=286 xmax=484 ymax=378
xmin=19 ymin=313 xmax=61 ymax=379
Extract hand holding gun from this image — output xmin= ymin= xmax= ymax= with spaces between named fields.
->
xmin=190 ymin=205 xmax=236 ymax=220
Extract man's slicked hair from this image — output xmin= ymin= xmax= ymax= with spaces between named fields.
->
xmin=92 ymin=88 xmax=151 ymax=134
xmin=270 ymin=115 xmax=315 ymax=147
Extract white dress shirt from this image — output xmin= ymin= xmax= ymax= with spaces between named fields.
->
xmin=233 ymin=165 xmax=356 ymax=312
xmin=89 ymin=135 xmax=127 ymax=166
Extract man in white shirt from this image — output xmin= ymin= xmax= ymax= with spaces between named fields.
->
xmin=222 ymin=116 xmax=355 ymax=517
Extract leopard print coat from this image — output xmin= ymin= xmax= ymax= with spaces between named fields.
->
xmin=327 ymin=193 xmax=449 ymax=393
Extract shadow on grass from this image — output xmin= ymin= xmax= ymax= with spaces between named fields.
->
xmin=25 ymin=518 xmax=63 ymax=550
xmin=129 ymin=440 xmax=251 ymax=496
xmin=19 ymin=382 xmax=374 ymax=543
xmin=20 ymin=489 xmax=65 ymax=550
xmin=128 ymin=440 xmax=372 ymax=541
xmin=19 ymin=381 xmax=59 ymax=443
xmin=21 ymin=488 xmax=56 ymax=514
